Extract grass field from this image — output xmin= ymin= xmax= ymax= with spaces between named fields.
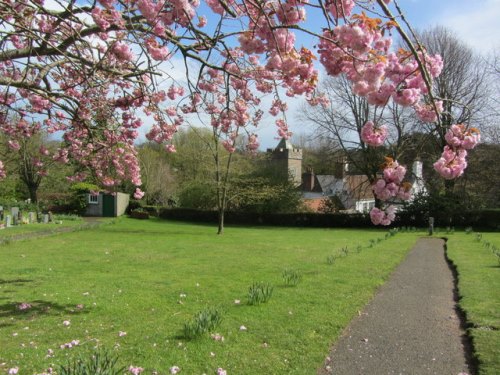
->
xmin=446 ymin=231 xmax=500 ymax=375
xmin=0 ymin=218 xmax=422 ymax=374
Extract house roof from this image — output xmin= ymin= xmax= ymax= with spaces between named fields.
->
xmin=303 ymin=173 xmax=374 ymax=200
xmin=315 ymin=175 xmax=344 ymax=195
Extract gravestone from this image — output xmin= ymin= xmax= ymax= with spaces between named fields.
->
xmin=11 ymin=207 xmax=19 ymax=218
xmin=428 ymin=217 xmax=434 ymax=236
xmin=6 ymin=215 xmax=12 ymax=227
xmin=48 ymin=211 xmax=53 ymax=223
xmin=43 ymin=214 xmax=49 ymax=224
xmin=0 ymin=206 xmax=3 ymax=221
xmin=28 ymin=212 xmax=35 ymax=224
xmin=12 ymin=215 xmax=18 ymax=226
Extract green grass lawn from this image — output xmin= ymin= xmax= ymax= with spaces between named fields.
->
xmin=0 ymin=218 xmax=422 ymax=374
xmin=446 ymin=231 xmax=500 ymax=375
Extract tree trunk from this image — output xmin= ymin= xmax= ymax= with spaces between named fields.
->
xmin=217 ymin=208 xmax=224 ymax=235
xmin=27 ymin=184 xmax=38 ymax=203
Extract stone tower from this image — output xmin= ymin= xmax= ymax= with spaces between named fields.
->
xmin=267 ymin=138 xmax=303 ymax=186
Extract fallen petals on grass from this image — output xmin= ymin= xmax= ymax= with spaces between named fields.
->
xmin=119 ymin=331 xmax=127 ymax=337
xmin=128 ymin=366 xmax=144 ymax=375
xmin=62 ymin=320 xmax=70 ymax=327
xmin=16 ymin=302 xmax=32 ymax=311
xmin=59 ymin=339 xmax=79 ymax=349
xmin=211 ymin=333 xmax=224 ymax=342
xmin=217 ymin=368 xmax=227 ymax=375
xmin=8 ymin=368 xmax=19 ymax=374
xmin=169 ymin=365 xmax=181 ymax=374
xmin=239 ymin=325 xmax=247 ymax=331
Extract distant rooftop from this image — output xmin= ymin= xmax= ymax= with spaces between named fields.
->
xmin=275 ymin=138 xmax=294 ymax=150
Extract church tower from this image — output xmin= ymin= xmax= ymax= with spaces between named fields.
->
xmin=267 ymin=138 xmax=303 ymax=186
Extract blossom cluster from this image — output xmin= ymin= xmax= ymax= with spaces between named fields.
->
xmin=433 ymin=124 xmax=480 ymax=179
xmin=370 ymin=158 xmax=412 ymax=225
xmin=360 ymin=121 xmax=388 ymax=147
xmin=317 ymin=18 xmax=443 ymax=120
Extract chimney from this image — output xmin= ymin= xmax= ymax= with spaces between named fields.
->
xmin=334 ymin=157 xmax=347 ymax=179
xmin=412 ymin=160 xmax=423 ymax=179
xmin=303 ymin=167 xmax=315 ymax=191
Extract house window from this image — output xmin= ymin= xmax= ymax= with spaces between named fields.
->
xmin=88 ymin=194 xmax=99 ymax=204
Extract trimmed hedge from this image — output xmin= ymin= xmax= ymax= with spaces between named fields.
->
xmin=396 ymin=209 xmax=500 ymax=231
xmin=159 ymin=208 xmax=500 ymax=230
xmin=159 ymin=208 xmax=373 ymax=228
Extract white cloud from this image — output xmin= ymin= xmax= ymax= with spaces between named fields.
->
xmin=438 ymin=0 xmax=500 ymax=54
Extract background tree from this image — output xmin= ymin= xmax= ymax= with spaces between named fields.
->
xmin=416 ymin=26 xmax=489 ymax=194
xmin=137 ymin=143 xmax=177 ymax=207
xmin=0 ymin=131 xmax=61 ymax=203
xmin=299 ymin=75 xmax=417 ymax=205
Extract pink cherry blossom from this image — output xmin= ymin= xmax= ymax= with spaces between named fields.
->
xmin=369 ymin=206 xmax=396 ymax=226
xmin=445 ymin=124 xmax=480 ymax=150
xmin=133 ymin=188 xmax=145 ymax=199
xmin=360 ymin=121 xmax=388 ymax=147
xmin=433 ymin=146 xmax=468 ymax=180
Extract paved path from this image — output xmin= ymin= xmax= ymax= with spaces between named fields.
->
xmin=320 ymin=237 xmax=473 ymax=375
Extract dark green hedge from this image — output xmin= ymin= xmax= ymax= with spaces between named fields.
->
xmin=396 ymin=209 xmax=500 ymax=231
xmin=159 ymin=208 xmax=372 ymax=228
xmin=159 ymin=208 xmax=500 ymax=230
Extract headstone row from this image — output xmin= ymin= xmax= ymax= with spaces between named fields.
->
xmin=0 ymin=206 xmax=54 ymax=229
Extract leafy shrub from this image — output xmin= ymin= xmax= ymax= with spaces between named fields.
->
xmin=282 ymin=269 xmax=301 ymax=286
xmin=58 ymin=348 xmax=125 ymax=375
xmin=247 ymin=282 xmax=273 ymax=305
xmin=183 ymin=307 xmax=223 ymax=339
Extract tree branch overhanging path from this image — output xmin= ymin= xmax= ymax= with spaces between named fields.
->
xmin=0 ymin=0 xmax=482 ymax=228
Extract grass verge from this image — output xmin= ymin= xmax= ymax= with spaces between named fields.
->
xmin=446 ymin=232 xmax=500 ymax=375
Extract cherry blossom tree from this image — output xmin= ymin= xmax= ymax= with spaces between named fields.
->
xmin=0 ymin=0 xmax=473 ymax=225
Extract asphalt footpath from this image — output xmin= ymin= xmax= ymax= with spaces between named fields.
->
xmin=319 ymin=237 xmax=473 ymax=375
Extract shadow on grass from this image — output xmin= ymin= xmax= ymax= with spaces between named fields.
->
xmin=0 ymin=300 xmax=90 ymax=326
xmin=0 ymin=278 xmax=33 ymax=285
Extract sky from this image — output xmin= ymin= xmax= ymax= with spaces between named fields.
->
xmin=252 ymin=0 xmax=500 ymax=150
